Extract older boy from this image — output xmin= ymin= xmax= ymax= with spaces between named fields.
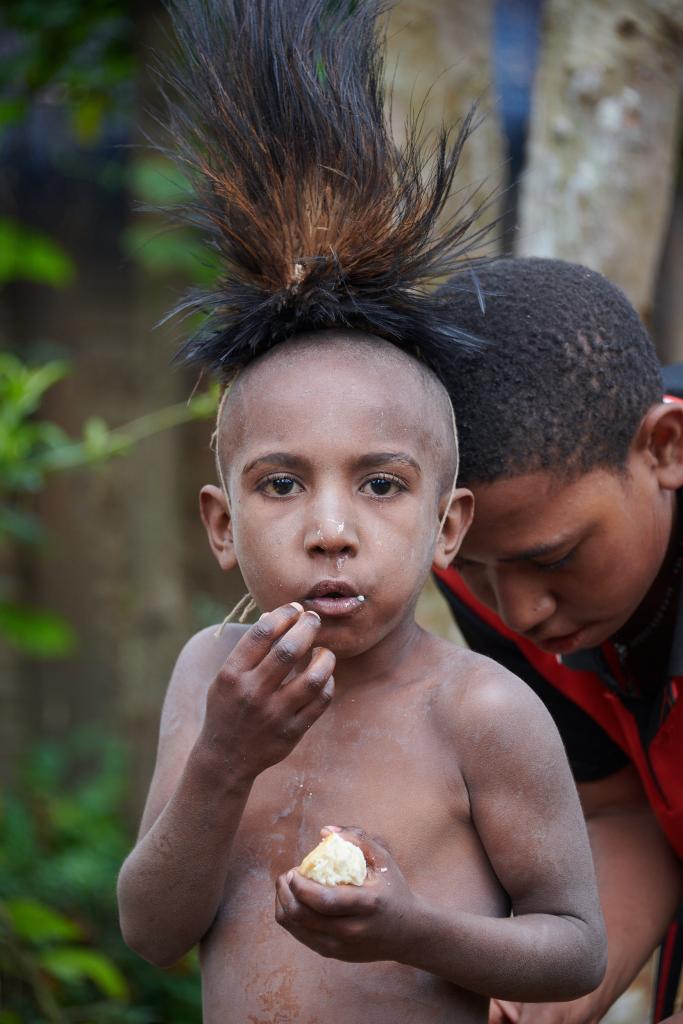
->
xmin=438 ymin=258 xmax=683 ymax=1024
xmin=118 ymin=333 xmax=606 ymax=1021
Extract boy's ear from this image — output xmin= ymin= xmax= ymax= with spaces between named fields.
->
xmin=636 ymin=403 xmax=683 ymax=490
xmin=433 ymin=487 xmax=474 ymax=569
xmin=200 ymin=484 xmax=237 ymax=572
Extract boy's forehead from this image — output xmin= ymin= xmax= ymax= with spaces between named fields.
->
xmin=463 ymin=467 xmax=628 ymax=556
xmin=221 ymin=334 xmax=452 ymax=456
xmin=236 ymin=331 xmax=431 ymax=392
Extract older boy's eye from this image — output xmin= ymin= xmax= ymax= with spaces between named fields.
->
xmin=260 ymin=475 xmax=302 ymax=497
xmin=535 ymin=549 xmax=575 ymax=572
xmin=361 ymin=475 xmax=404 ymax=497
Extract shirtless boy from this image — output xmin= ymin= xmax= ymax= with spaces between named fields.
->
xmin=117 ymin=2 xmax=606 ymax=1020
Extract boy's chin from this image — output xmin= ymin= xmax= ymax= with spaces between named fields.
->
xmin=316 ymin=628 xmax=377 ymax=660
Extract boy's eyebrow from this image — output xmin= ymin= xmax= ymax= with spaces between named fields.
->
xmin=242 ymin=451 xmax=422 ymax=475
xmin=354 ymin=452 xmax=422 ymax=474
xmin=242 ymin=453 xmax=310 ymax=475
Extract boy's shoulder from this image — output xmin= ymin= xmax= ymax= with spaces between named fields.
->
xmin=176 ymin=621 xmax=248 ymax=682
xmin=159 ymin=623 xmax=248 ymax=732
xmin=427 ymin=635 xmax=561 ymax=760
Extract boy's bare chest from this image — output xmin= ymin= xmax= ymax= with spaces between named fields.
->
xmin=220 ymin=686 xmax=497 ymax=911
xmin=200 ymin=687 xmax=500 ymax=1024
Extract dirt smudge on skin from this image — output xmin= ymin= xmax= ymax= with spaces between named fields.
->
xmin=248 ymin=964 xmax=302 ymax=1023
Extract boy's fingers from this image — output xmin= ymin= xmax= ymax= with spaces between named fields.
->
xmin=489 ymin=1000 xmax=521 ymax=1024
xmin=257 ymin=610 xmax=323 ymax=687
xmin=275 ymin=874 xmax=331 ymax=933
xmin=289 ymin=871 xmax=374 ymax=917
xmin=288 ymin=673 xmax=335 ymax=734
xmin=280 ymin=647 xmax=336 ymax=709
xmin=224 ymin=602 xmax=305 ymax=673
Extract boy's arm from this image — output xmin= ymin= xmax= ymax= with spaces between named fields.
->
xmin=117 ymin=604 xmax=335 ymax=967
xmin=276 ymin=662 xmax=607 ymax=1001
xmin=491 ymin=765 xmax=683 ymax=1024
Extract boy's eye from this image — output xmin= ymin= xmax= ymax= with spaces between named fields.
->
xmin=535 ymin=549 xmax=575 ymax=572
xmin=260 ymin=475 xmax=302 ymax=497
xmin=360 ymin=475 xmax=404 ymax=497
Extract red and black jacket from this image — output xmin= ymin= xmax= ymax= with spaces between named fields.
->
xmin=434 ymin=564 xmax=683 ymax=858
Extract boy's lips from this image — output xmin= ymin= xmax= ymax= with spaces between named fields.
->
xmin=302 ymin=580 xmax=366 ymax=618
xmin=532 ymin=626 xmax=589 ymax=655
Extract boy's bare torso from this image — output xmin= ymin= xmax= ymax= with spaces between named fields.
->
xmin=197 ymin=630 xmax=505 ymax=1024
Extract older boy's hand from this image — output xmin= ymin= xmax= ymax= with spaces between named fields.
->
xmin=489 ymin=997 xmax=601 ymax=1024
xmin=198 ymin=603 xmax=335 ymax=783
xmin=275 ymin=827 xmax=418 ymax=963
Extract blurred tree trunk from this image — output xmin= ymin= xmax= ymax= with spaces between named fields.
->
xmin=517 ymin=0 xmax=683 ymax=320
xmin=386 ymin=0 xmax=505 ymax=256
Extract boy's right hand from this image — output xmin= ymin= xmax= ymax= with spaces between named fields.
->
xmin=198 ymin=603 xmax=335 ymax=783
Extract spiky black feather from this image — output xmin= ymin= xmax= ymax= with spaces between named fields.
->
xmin=160 ymin=0 xmax=494 ymax=379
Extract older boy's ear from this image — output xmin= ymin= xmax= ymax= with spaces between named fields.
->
xmin=637 ymin=403 xmax=683 ymax=490
xmin=433 ymin=488 xmax=474 ymax=569
xmin=200 ymin=484 xmax=237 ymax=571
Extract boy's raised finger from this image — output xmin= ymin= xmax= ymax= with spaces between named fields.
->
xmin=279 ymin=646 xmax=336 ymax=711
xmin=225 ymin=602 xmax=306 ymax=672
xmin=256 ymin=609 xmax=323 ymax=687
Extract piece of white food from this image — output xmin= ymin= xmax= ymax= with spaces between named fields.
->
xmin=299 ymin=832 xmax=367 ymax=887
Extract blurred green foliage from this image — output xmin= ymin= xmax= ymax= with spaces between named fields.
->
xmin=0 ymin=0 xmax=222 ymax=651
xmin=123 ymin=154 xmax=218 ymax=282
xmin=0 ymin=351 xmax=217 ymax=657
xmin=0 ymin=220 xmax=76 ymax=288
xmin=0 ymin=0 xmax=134 ymax=144
xmin=0 ymin=731 xmax=202 ymax=1022
xmin=0 ymin=6 xmax=213 ymax=1019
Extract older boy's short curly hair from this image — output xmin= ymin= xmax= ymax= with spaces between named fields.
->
xmin=439 ymin=257 xmax=663 ymax=485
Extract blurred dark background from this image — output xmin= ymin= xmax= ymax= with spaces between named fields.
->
xmin=1 ymin=1 xmax=681 ymax=1019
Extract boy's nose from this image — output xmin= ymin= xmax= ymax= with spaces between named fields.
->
xmin=304 ymin=513 xmax=359 ymax=557
xmin=491 ymin=570 xmax=555 ymax=636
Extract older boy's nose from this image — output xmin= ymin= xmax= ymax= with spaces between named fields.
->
xmin=491 ymin=570 xmax=555 ymax=635
xmin=305 ymin=512 xmax=359 ymax=556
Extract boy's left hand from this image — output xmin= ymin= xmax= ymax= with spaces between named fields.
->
xmin=275 ymin=827 xmax=417 ymax=963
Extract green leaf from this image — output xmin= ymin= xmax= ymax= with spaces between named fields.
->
xmin=82 ymin=416 xmax=113 ymax=458
xmin=5 ymin=898 xmax=82 ymax=943
xmin=0 ymin=219 xmax=75 ymax=287
xmin=0 ymin=602 xmax=76 ymax=657
xmin=38 ymin=946 xmax=129 ymax=1000
xmin=19 ymin=233 xmax=75 ymax=288
xmin=0 ymin=355 xmax=70 ymax=420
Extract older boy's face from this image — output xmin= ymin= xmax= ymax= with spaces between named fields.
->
xmin=212 ymin=338 xmax=468 ymax=658
xmin=455 ymin=460 xmax=675 ymax=655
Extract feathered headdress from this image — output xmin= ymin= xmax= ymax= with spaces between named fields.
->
xmin=160 ymin=0 xmax=492 ymax=380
